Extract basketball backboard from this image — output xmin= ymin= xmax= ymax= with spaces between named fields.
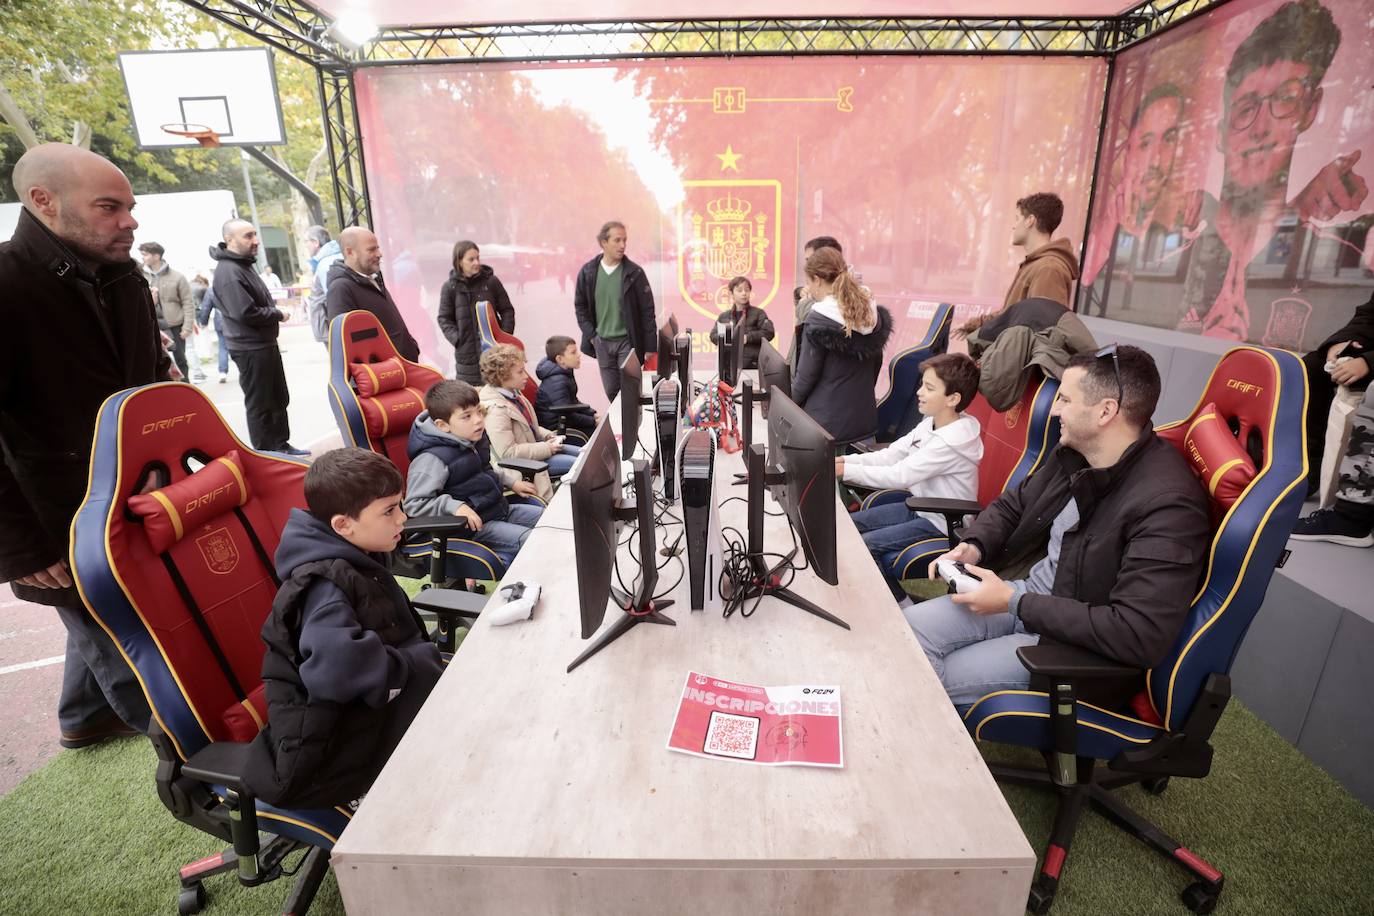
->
xmin=119 ymin=48 xmax=286 ymax=148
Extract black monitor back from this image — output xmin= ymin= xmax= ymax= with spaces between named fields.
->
xmin=619 ymin=350 xmax=642 ymax=461
xmin=656 ymin=314 xmax=680 ymax=382
xmin=569 ymin=417 xmax=620 ymax=639
xmin=765 ymin=389 xmax=837 ymax=585
xmin=756 ymin=339 xmax=791 ymax=421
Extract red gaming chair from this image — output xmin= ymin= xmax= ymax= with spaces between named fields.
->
xmin=854 ymin=371 xmax=1063 ymax=581
xmin=328 ymin=310 xmax=545 ymax=602
xmin=964 ymin=346 xmax=1307 ymax=913
xmin=69 ymin=383 xmax=339 ymax=914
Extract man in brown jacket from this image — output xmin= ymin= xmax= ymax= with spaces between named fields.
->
xmin=139 ymin=241 xmax=195 ymax=380
xmin=906 ymin=345 xmax=1210 ymax=711
xmin=960 ymin=192 xmax=1081 ymax=337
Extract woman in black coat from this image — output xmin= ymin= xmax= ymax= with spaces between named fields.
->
xmin=436 ymin=240 xmax=516 ymax=385
xmin=790 ymin=246 xmax=893 ymax=446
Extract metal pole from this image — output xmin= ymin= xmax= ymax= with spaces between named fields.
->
xmin=239 ymin=148 xmax=268 ymax=270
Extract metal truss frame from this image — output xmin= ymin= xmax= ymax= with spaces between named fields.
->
xmin=177 ymin=0 xmax=1233 ymax=230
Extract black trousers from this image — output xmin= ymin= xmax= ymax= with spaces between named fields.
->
xmin=230 ymin=346 xmax=291 ymax=451
xmin=1303 ymin=347 xmax=1371 ymax=486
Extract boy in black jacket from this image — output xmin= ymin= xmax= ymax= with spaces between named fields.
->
xmin=534 ymin=335 xmax=598 ymax=439
xmin=245 ymin=448 xmax=442 ymax=809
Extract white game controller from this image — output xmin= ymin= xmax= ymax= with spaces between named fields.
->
xmin=936 ymin=558 xmax=984 ymax=594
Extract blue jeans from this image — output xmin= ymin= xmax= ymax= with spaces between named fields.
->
xmin=903 ymin=592 xmax=1040 ymax=712
xmin=55 ymin=603 xmax=152 ymax=734
xmin=547 ymin=444 xmax=582 ymax=477
xmin=850 ymin=501 xmax=944 ymax=600
xmin=458 ymin=502 xmax=544 ymax=571
xmin=213 ymin=311 xmax=229 ymax=374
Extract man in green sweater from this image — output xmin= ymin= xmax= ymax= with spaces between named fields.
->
xmin=573 ymin=220 xmax=657 ymax=402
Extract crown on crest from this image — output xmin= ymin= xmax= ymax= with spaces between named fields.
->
xmin=707 ymin=192 xmax=752 ymax=222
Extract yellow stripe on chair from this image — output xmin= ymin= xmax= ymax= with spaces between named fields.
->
xmin=149 ymin=490 xmax=183 ymax=542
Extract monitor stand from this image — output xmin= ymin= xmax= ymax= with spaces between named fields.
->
xmin=568 ymin=459 xmax=676 ymax=672
xmin=736 ymin=444 xmax=849 ymax=630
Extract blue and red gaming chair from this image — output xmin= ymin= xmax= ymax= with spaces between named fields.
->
xmin=328 ymin=309 xmax=546 ymax=594
xmin=874 ymin=302 xmax=954 ymax=444
xmin=475 ymin=299 xmax=541 ymax=404
xmin=856 ymin=371 xmax=1062 ymax=583
xmin=964 ymin=346 xmax=1307 ymax=914
xmin=69 ymin=382 xmax=340 ymax=915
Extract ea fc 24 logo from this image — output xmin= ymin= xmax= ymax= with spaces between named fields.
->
xmin=678 ymin=179 xmax=782 ymax=323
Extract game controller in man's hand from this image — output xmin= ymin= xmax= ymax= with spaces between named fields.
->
xmin=936 ymin=559 xmax=984 ymax=594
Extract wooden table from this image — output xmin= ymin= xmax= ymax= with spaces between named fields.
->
xmin=332 ymin=387 xmax=1034 ymax=914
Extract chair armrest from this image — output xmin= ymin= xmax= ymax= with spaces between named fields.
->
xmin=548 ymin=403 xmax=590 ymax=415
xmin=845 ymin=440 xmax=874 ymax=454
xmin=1015 ymin=644 xmax=1142 ymax=680
xmin=403 ymin=516 xmax=473 ymax=537
xmin=412 ymin=587 xmax=486 ymax=620
xmin=499 ymin=458 xmax=549 ymax=480
xmin=904 ymin=496 xmax=983 ymax=515
xmin=182 ymin=741 xmax=253 ymax=791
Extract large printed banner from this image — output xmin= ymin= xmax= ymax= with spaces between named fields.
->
xmin=355 ymin=56 xmax=1103 ymax=406
xmin=1079 ymin=0 xmax=1374 ymax=352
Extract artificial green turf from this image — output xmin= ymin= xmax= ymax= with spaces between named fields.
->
xmin=2 ymin=701 xmax=1369 ymax=914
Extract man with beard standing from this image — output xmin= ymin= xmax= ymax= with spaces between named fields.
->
xmin=211 ymin=219 xmax=308 ymax=455
xmin=1 ymin=144 xmax=169 ymax=748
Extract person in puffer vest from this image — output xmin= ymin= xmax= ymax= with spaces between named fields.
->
xmin=243 ymin=448 xmax=442 ymax=809
xmin=404 ymin=380 xmax=543 ymax=569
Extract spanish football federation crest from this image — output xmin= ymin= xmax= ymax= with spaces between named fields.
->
xmin=196 ymin=526 xmax=240 ymax=574
xmin=678 ymin=179 xmax=782 ymax=322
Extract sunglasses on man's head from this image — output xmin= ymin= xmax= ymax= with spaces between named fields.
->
xmin=1096 ymin=343 xmax=1123 ymax=405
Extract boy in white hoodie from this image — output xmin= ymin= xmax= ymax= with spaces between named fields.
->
xmin=835 ymin=353 xmax=982 ymax=599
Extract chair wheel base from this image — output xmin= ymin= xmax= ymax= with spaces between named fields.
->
xmin=177 ymin=882 xmax=206 ymax=915
xmin=1142 ymin=776 xmax=1170 ymax=795
xmin=1027 ymin=884 xmax=1056 ymax=914
xmin=1181 ymin=881 xmax=1220 ymax=914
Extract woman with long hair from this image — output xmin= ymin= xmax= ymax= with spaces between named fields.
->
xmin=790 ymin=247 xmax=893 ymax=446
xmin=437 ymin=241 xmax=516 ymax=385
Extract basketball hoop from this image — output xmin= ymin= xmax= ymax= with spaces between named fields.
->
xmin=160 ymin=122 xmax=221 ymax=148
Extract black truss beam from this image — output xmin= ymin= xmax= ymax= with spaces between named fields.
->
xmin=176 ymin=0 xmax=348 ymax=64
xmin=316 ymin=65 xmax=370 ymax=229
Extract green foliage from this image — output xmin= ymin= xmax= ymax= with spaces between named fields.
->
xmin=0 ymin=0 xmax=329 ymax=220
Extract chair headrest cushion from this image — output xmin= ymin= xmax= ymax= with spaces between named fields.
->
xmin=128 ymin=451 xmax=251 ymax=554
xmin=1184 ymin=404 xmax=1256 ymax=510
xmin=350 ymin=358 xmax=408 ymax=397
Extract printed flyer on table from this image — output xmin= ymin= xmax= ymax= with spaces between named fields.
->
xmin=666 ymin=671 xmax=843 ymax=767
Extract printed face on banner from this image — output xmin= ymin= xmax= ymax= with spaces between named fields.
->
xmin=353 ymin=56 xmax=1102 ymax=410
xmin=1080 ymin=0 xmax=1373 ymax=352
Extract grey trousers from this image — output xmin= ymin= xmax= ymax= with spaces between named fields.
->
xmin=593 ymin=335 xmax=635 ymax=402
xmin=55 ymin=603 xmax=152 ymax=734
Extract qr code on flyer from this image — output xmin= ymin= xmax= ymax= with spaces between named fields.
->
xmin=704 ymin=711 xmax=759 ymax=760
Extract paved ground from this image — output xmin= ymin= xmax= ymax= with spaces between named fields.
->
xmin=0 ymin=321 xmax=341 ymax=797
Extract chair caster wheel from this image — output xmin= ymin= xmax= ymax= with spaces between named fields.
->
xmin=1027 ymin=884 xmax=1055 ymax=914
xmin=178 ymin=882 xmax=206 ymax=915
xmin=1181 ymin=881 xmax=1220 ymax=914
xmin=1143 ymin=776 xmax=1170 ymax=795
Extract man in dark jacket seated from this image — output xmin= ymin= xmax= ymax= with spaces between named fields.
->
xmin=909 ymin=345 xmax=1210 ymax=712
xmin=325 ymin=226 xmax=422 ymax=362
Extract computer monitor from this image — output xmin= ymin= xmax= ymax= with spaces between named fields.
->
xmin=766 ymin=388 xmax=838 ymax=586
xmin=567 ymin=414 xmax=675 ymax=672
xmin=656 ymin=314 xmax=680 ymax=383
xmin=619 ymin=350 xmax=643 ymax=461
xmin=756 ymin=339 xmax=791 ymax=421
xmin=716 ymin=314 xmax=746 ymax=387
xmin=674 ymin=332 xmax=693 ymax=414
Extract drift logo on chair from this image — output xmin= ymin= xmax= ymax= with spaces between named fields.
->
xmin=1187 ymin=441 xmax=1211 ymax=478
xmin=141 ymin=412 xmax=197 ymax=435
xmin=1225 ymin=379 xmax=1263 ymax=397
xmin=389 ymin=400 xmax=418 ymax=413
xmin=195 ymin=527 xmax=239 ymax=574
xmin=186 ymin=483 xmax=236 ymax=514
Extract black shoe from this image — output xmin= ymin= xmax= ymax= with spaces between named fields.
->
xmin=60 ymin=716 xmax=140 ymax=750
xmin=1291 ymin=507 xmax=1374 ymax=547
xmin=280 ymin=445 xmax=312 ymax=457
